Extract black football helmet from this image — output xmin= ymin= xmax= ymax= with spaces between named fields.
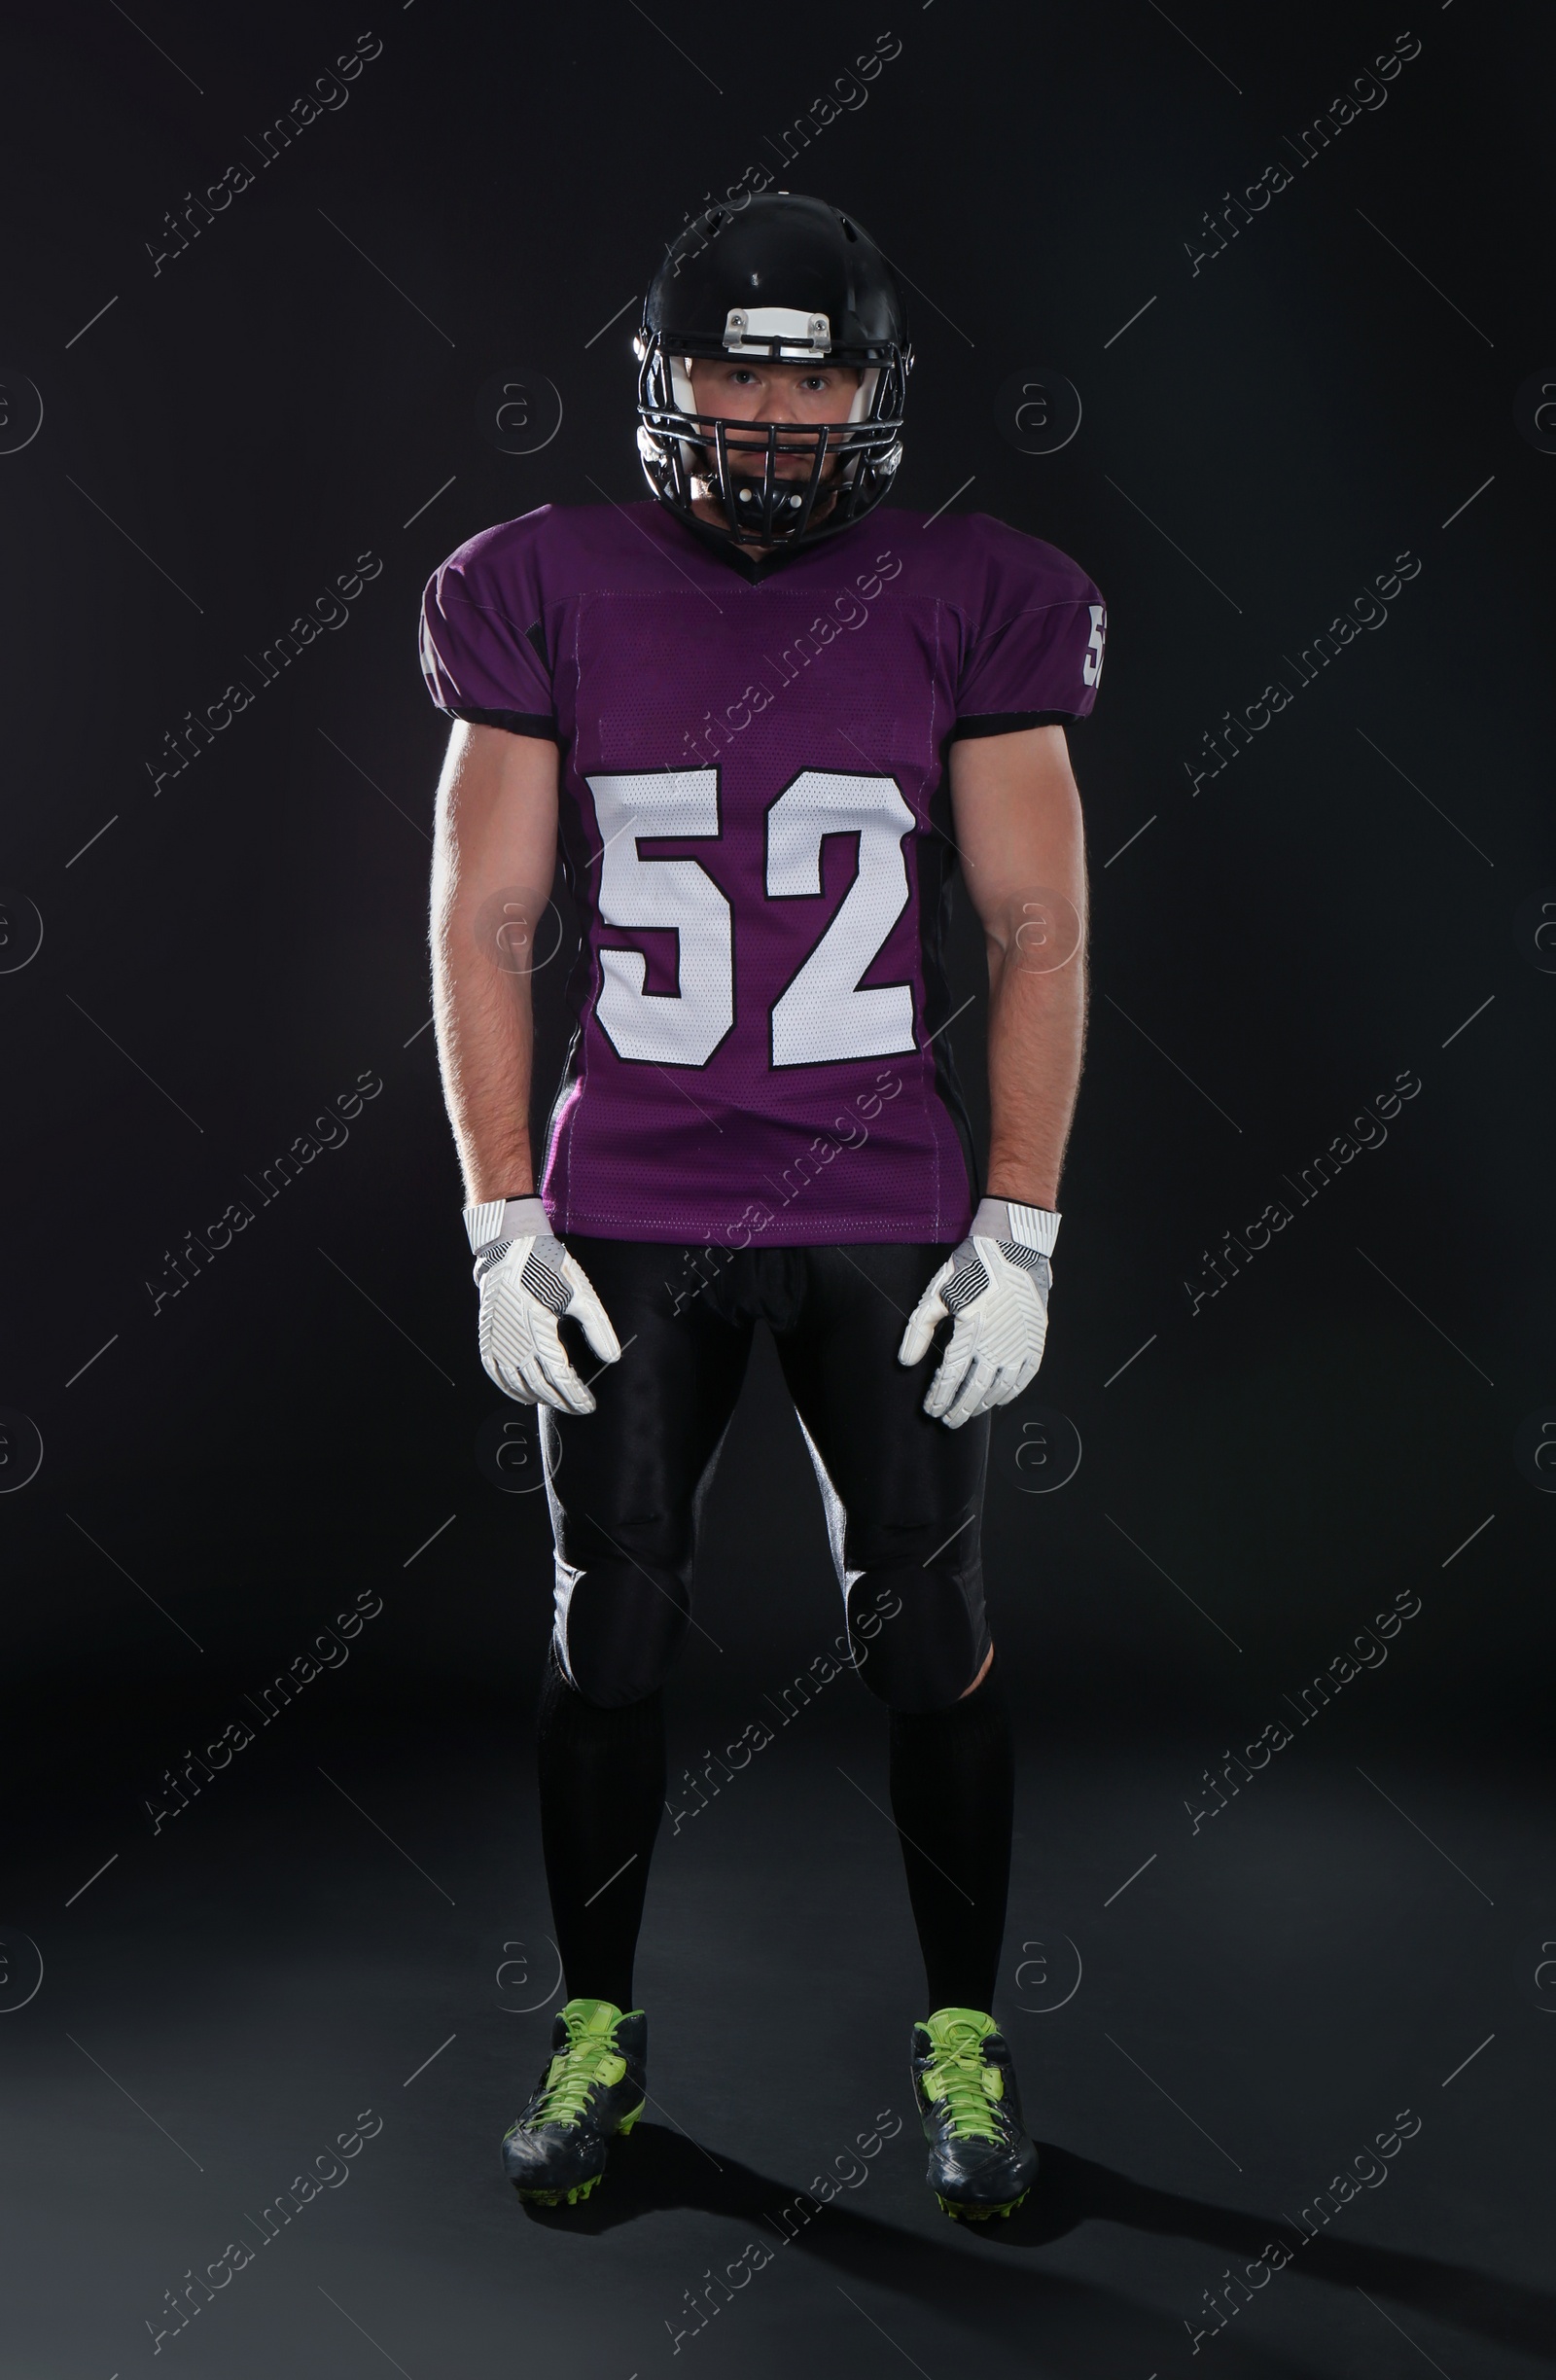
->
xmin=636 ymin=192 xmax=912 ymax=551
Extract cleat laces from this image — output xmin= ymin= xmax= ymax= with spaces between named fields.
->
xmin=534 ymin=2006 xmax=626 ymax=2127
xmin=924 ymin=2016 xmax=1004 ymax=2143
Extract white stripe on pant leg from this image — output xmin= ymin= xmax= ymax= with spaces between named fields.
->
xmin=539 ymin=1407 xmax=584 ymax=1688
xmin=795 ymin=1415 xmax=866 ymax=1636
xmin=549 ymin=1556 xmax=586 ymax=1687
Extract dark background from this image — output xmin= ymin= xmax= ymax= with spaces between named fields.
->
xmin=2 ymin=5 xmax=1552 ymax=2376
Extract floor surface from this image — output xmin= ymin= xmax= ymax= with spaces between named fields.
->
xmin=4 ymin=1701 xmax=1549 ymax=2380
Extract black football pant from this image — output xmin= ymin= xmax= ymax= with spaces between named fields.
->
xmin=532 ymin=1239 xmax=1016 ymax=2018
xmin=541 ymin=1237 xmax=993 ymax=1714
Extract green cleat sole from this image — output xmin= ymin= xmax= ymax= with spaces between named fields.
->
xmin=515 ymin=2173 xmax=602 ymax=2208
xmin=936 ymin=2186 xmax=1031 ymax=2222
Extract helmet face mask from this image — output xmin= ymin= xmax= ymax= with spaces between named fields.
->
xmin=635 ymin=194 xmax=911 ymax=552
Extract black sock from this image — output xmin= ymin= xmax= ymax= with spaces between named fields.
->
xmin=888 ymin=1659 xmax=1014 ymax=2018
xmin=536 ymin=1648 xmax=665 ymax=2011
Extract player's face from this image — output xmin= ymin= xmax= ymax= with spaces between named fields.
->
xmin=686 ymin=358 xmax=863 ymax=483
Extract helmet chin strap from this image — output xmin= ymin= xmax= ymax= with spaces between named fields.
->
xmin=670 ymin=355 xmax=699 ymax=477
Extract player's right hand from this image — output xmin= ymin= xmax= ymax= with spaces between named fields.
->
xmin=467 ymin=1204 xmax=620 ymax=1414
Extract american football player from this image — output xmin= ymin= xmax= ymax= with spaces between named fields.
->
xmin=420 ymin=192 xmax=1103 ymax=2219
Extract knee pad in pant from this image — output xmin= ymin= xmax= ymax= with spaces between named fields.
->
xmin=554 ymin=1554 xmax=690 ymax=1708
xmin=846 ymin=1565 xmax=991 ymax=1713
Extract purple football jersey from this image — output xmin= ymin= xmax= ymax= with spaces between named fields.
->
xmin=420 ymin=501 xmax=1105 ymax=1246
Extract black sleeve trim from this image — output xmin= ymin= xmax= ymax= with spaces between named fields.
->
xmin=949 ymin=709 xmax=1080 ymax=741
xmin=449 ymin=705 xmax=559 ymax=740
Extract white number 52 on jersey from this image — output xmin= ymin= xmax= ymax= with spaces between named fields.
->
xmin=586 ymin=766 xmax=916 ymax=1072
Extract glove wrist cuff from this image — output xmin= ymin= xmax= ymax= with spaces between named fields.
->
xmin=463 ymin=1194 xmax=549 ymax=1255
xmin=971 ymin=1197 xmax=1059 ymax=1255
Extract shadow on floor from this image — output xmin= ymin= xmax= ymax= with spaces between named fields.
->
xmin=519 ymin=2123 xmax=1556 ymax=2369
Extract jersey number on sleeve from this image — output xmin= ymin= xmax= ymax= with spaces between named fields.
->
xmin=1082 ymin=603 xmax=1107 ymax=688
xmin=587 ymin=767 xmax=917 ymax=1070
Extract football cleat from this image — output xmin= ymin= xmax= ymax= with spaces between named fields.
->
xmin=910 ymin=2006 xmax=1039 ymax=2220
xmin=501 ymin=1998 xmax=647 ymax=2206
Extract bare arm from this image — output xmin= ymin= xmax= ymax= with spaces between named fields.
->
xmin=430 ymin=721 xmax=560 ymax=1203
xmin=948 ymin=724 xmax=1088 ymax=1211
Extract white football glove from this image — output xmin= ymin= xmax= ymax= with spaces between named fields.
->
xmin=463 ymin=1196 xmax=620 ymax=1415
xmin=899 ymin=1199 xmax=1059 ymax=1429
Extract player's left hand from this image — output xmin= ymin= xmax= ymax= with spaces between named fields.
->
xmin=898 ymin=1200 xmax=1059 ymax=1429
